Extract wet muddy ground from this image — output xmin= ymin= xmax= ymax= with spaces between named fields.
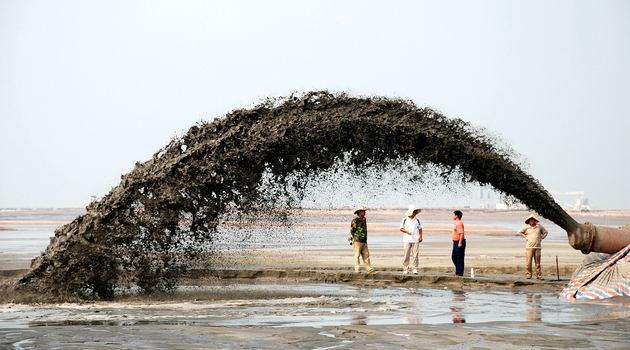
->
xmin=2 ymin=319 xmax=628 ymax=349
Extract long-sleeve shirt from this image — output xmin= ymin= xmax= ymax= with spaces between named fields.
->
xmin=518 ymin=224 xmax=549 ymax=249
xmin=350 ymin=217 xmax=368 ymax=243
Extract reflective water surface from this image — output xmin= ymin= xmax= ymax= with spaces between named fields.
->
xmin=2 ymin=283 xmax=628 ymax=329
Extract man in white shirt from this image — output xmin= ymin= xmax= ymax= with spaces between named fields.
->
xmin=400 ymin=205 xmax=423 ymax=275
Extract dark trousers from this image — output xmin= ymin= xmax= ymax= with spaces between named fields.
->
xmin=452 ymin=239 xmax=466 ymax=276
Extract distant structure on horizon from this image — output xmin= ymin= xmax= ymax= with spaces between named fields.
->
xmin=551 ymin=191 xmax=592 ymax=212
xmin=477 ymin=189 xmax=592 ymax=212
xmin=478 ymin=189 xmax=526 ymax=210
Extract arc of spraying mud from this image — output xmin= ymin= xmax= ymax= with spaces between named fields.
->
xmin=16 ymin=91 xmax=628 ymax=299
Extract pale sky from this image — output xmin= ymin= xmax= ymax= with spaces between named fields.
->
xmin=1 ymin=0 xmax=629 ymax=209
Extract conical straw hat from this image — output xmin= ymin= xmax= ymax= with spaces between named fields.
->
xmin=354 ymin=204 xmax=369 ymax=214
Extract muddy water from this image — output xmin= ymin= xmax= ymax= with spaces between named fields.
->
xmin=2 ymin=283 xmax=629 ymax=349
xmin=2 ymin=284 xmax=628 ymax=330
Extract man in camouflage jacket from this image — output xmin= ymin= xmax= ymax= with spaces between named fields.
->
xmin=351 ymin=204 xmax=374 ymax=273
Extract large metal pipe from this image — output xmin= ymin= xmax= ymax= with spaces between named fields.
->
xmin=549 ymin=209 xmax=630 ymax=254
xmin=567 ymin=222 xmax=630 ymax=254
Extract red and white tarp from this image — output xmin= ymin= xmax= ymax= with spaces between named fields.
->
xmin=562 ymin=244 xmax=630 ymax=300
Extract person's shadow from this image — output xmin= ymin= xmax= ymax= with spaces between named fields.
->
xmin=450 ymin=290 xmax=466 ymax=323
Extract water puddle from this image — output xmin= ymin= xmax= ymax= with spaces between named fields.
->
xmin=1 ymin=283 xmax=628 ymax=329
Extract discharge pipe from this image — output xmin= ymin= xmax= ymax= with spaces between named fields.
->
xmin=559 ymin=212 xmax=630 ymax=254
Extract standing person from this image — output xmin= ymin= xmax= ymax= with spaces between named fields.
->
xmin=451 ymin=210 xmax=466 ymax=277
xmin=350 ymin=204 xmax=374 ymax=273
xmin=400 ymin=205 xmax=423 ymax=275
xmin=518 ymin=214 xmax=549 ymax=280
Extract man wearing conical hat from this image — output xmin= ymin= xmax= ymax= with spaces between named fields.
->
xmin=518 ymin=214 xmax=549 ymax=280
xmin=350 ymin=204 xmax=374 ymax=273
xmin=399 ymin=205 xmax=423 ymax=275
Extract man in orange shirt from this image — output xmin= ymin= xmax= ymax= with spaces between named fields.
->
xmin=451 ymin=210 xmax=466 ymax=276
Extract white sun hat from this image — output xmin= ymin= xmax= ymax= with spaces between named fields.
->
xmin=405 ymin=205 xmax=422 ymax=217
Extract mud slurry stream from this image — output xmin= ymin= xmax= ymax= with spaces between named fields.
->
xmin=17 ymin=91 xmax=579 ymax=299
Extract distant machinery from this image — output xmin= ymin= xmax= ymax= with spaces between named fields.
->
xmin=551 ymin=191 xmax=591 ymax=212
xmin=479 ymin=189 xmax=592 ymax=212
